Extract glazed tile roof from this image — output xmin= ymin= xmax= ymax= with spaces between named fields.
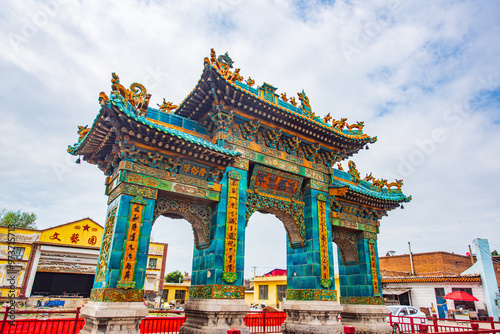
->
xmin=174 ymin=54 xmax=376 ymax=152
xmin=232 ymin=79 xmax=374 ymax=141
xmin=331 ymin=169 xmax=410 ymax=202
xmin=68 ymin=93 xmax=239 ymax=157
xmin=382 ymin=275 xmax=481 ymax=283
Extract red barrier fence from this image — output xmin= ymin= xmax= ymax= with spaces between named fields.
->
xmin=0 ymin=308 xmax=286 ymax=334
xmin=244 ymin=310 xmax=286 ymax=333
xmin=0 ymin=306 xmax=83 ymax=334
xmin=140 ymin=311 xmax=186 ymax=334
xmin=388 ymin=313 xmax=500 ymax=334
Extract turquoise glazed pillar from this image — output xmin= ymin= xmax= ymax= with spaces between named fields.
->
xmin=286 ymin=188 xmax=337 ymax=301
xmin=181 ymin=167 xmax=250 ymax=334
xmin=338 ymin=238 xmax=383 ymax=305
xmin=338 ymin=238 xmax=390 ymax=334
xmin=80 ymin=190 xmax=155 ymax=334
xmin=189 ymin=167 xmax=247 ymax=293
xmin=91 ymin=194 xmax=155 ymax=301
xmin=282 ymin=189 xmax=342 ymax=334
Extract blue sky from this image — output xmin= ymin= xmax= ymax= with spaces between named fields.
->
xmin=1 ymin=0 xmax=499 ymax=278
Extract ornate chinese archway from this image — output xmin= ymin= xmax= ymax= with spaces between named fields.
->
xmin=69 ymin=49 xmax=411 ymax=334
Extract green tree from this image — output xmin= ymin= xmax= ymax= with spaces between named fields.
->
xmin=0 ymin=208 xmax=37 ymax=229
xmin=492 ymin=250 xmax=499 ymax=256
xmin=165 ymin=270 xmax=184 ymax=283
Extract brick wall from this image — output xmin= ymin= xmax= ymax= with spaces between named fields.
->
xmin=380 ymin=252 xmax=473 ymax=276
xmin=380 ymin=251 xmax=500 ymax=287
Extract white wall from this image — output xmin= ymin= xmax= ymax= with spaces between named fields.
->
xmin=384 ymin=281 xmax=486 ymax=311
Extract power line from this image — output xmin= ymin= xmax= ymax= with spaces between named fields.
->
xmin=473 ymin=241 xmax=500 ymax=263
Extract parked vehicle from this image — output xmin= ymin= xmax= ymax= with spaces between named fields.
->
xmin=387 ymin=305 xmax=427 ymax=333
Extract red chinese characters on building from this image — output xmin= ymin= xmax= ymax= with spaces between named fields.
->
xmin=49 ymin=232 xmax=61 ymax=241
xmin=88 ymin=236 xmax=97 ymax=245
xmin=70 ymin=233 xmax=80 ymax=244
xmin=254 ymin=171 xmax=298 ymax=195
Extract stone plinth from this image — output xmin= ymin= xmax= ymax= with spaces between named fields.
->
xmin=340 ymin=304 xmax=392 ymax=334
xmin=179 ymin=299 xmax=250 ymax=334
xmin=281 ymin=300 xmax=344 ymax=334
xmin=79 ymin=301 xmax=149 ymax=334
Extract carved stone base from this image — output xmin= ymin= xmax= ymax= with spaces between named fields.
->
xmin=341 ymin=304 xmax=392 ymax=334
xmin=281 ymin=300 xmax=344 ymax=334
xmin=179 ymin=299 xmax=250 ymax=334
xmin=79 ymin=301 xmax=149 ymax=334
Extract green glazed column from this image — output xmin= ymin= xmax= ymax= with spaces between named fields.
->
xmin=189 ymin=167 xmax=247 ymax=299
xmin=286 ymin=188 xmax=337 ymax=302
xmin=338 ymin=237 xmax=384 ymax=305
xmin=90 ymin=193 xmax=155 ymax=302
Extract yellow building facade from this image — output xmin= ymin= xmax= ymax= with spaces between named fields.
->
xmin=0 ymin=218 xmax=168 ymax=304
xmin=0 ymin=226 xmax=39 ymax=299
xmin=248 ymin=270 xmax=341 ymax=309
xmin=162 ymin=282 xmax=190 ymax=304
xmin=251 ymin=275 xmax=288 ymax=309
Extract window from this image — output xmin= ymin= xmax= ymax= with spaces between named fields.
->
xmin=452 ymin=288 xmax=476 ymax=311
xmin=435 ymin=288 xmax=445 ymax=297
xmin=11 ymin=247 xmax=24 ymax=260
xmin=148 ymin=258 xmax=157 ymax=269
xmin=408 ymin=307 xmax=419 ymax=315
xmin=175 ymin=290 xmax=186 ymax=303
xmin=277 ymin=285 xmax=287 ymax=303
xmin=162 ymin=289 xmax=169 ymax=301
xmin=259 ymin=285 xmax=268 ymax=300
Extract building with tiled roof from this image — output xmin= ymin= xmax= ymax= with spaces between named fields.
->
xmin=0 ymin=219 xmax=167 ymax=307
xmin=380 ymin=245 xmax=500 ymax=320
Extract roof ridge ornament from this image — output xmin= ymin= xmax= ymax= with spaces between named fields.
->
xmin=348 ymin=160 xmax=361 ymax=183
xmin=110 ymin=73 xmax=151 ymax=115
xmin=206 ymin=49 xmax=243 ymax=84
xmin=157 ymin=98 xmax=178 ymax=113
xmin=245 ymin=77 xmax=255 ymax=86
xmin=298 ymin=90 xmax=312 ymax=112
xmin=364 ymin=171 xmax=404 ymax=192
xmin=77 ymin=125 xmax=89 ymax=142
xmin=280 ymin=92 xmax=288 ymax=102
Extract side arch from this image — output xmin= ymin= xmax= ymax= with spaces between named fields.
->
xmin=153 ymin=197 xmax=214 ymax=250
xmin=246 ymin=192 xmax=305 ymax=248
xmin=332 ymin=228 xmax=359 ymax=265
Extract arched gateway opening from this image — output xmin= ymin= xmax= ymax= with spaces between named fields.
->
xmin=68 ymin=49 xmax=411 ymax=334
xmin=153 ymin=196 xmax=214 ymax=250
xmin=245 ymin=212 xmax=287 ymax=307
xmin=150 ymin=212 xmax=196 ymax=304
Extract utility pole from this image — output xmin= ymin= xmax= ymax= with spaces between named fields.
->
xmin=468 ymin=245 xmax=475 ymax=265
xmin=408 ymin=242 xmax=415 ymax=275
xmin=252 ymin=266 xmax=257 ymax=279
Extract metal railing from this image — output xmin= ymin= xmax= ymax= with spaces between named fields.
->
xmin=0 ymin=306 xmax=83 ymax=334
xmin=0 ymin=308 xmax=286 ymax=334
xmin=244 ymin=310 xmax=286 ymax=333
xmin=388 ymin=314 xmax=500 ymax=334
xmin=140 ymin=310 xmax=186 ymax=334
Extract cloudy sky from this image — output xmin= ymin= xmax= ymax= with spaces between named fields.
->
xmin=1 ymin=0 xmax=499 ymax=279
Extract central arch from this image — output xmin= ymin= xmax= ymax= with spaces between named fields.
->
xmin=245 ymin=192 xmax=305 ymax=248
xmin=153 ymin=196 xmax=214 ymax=250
